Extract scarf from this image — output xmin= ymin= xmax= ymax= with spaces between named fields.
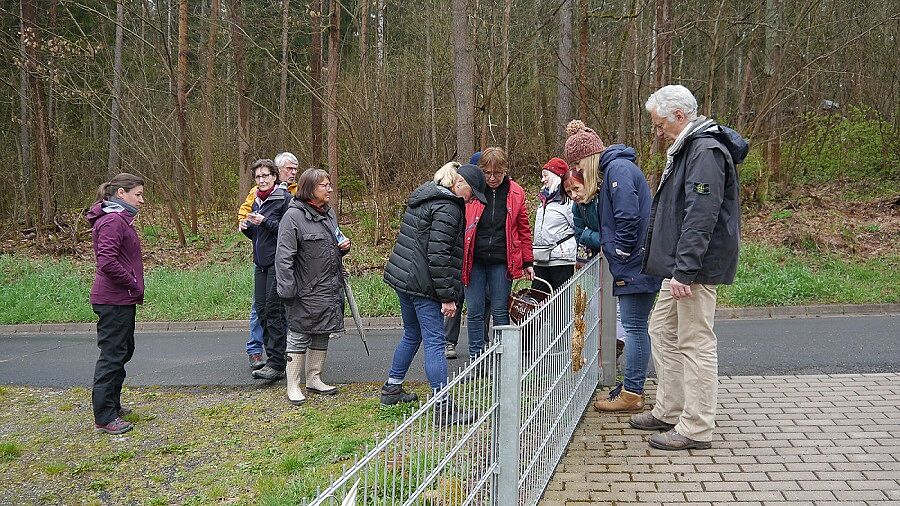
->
xmin=306 ymin=200 xmax=329 ymax=215
xmin=102 ymin=198 xmax=138 ymax=217
xmin=256 ymin=186 xmax=275 ymax=201
xmin=659 ymin=115 xmax=715 ymax=190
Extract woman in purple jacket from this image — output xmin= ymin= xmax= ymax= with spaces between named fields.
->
xmin=85 ymin=173 xmax=145 ymax=435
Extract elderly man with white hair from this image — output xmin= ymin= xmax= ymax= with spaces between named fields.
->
xmin=629 ymin=85 xmax=748 ymax=451
xmin=237 ymin=152 xmax=299 ymax=371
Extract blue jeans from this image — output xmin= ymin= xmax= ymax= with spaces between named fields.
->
xmin=466 ymin=263 xmax=512 ymax=358
xmin=245 ymin=300 xmax=264 ymax=355
xmin=621 ymin=291 xmax=658 ymax=394
xmin=388 ymin=290 xmax=448 ymax=391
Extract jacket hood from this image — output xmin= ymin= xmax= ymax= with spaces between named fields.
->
xmin=691 ymin=124 xmax=750 ymax=165
xmin=599 ymin=144 xmax=637 ymax=169
xmin=407 ymin=181 xmax=463 ymax=209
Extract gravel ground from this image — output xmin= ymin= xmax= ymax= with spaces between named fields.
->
xmin=0 ymin=382 xmax=424 ymax=505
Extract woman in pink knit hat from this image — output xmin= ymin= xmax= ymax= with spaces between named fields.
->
xmin=563 ymin=119 xmax=662 ymax=414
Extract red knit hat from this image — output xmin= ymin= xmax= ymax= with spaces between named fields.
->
xmin=542 ymin=157 xmax=569 ymax=178
xmin=563 ymin=120 xmax=605 ymax=164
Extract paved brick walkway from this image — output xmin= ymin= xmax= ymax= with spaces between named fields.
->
xmin=543 ymin=373 xmax=900 ymax=505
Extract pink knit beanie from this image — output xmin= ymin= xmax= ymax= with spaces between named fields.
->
xmin=563 ymin=120 xmax=605 ymax=164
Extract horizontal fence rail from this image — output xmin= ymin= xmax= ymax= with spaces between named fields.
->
xmin=305 ymin=255 xmax=612 ymax=505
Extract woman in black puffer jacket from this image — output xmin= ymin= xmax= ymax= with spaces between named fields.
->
xmin=380 ymin=162 xmax=486 ymax=419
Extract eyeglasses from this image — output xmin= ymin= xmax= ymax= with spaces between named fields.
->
xmin=483 ymin=171 xmax=506 ymax=179
xmin=318 ymin=182 xmax=334 ymax=189
xmin=255 ymin=173 xmax=275 ymax=180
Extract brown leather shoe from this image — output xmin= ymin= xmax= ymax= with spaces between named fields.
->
xmin=649 ymin=429 xmax=712 ymax=451
xmin=594 ymin=388 xmax=645 ymax=413
xmin=629 ymin=411 xmax=676 ymax=431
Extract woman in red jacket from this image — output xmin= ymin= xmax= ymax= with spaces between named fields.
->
xmin=462 ymin=147 xmax=535 ymax=359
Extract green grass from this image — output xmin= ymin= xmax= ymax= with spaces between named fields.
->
xmin=1 ymin=243 xmax=898 ymax=325
xmin=719 ymin=243 xmax=900 ymax=306
xmin=0 ymin=441 xmax=23 ymax=462
xmin=0 ymin=254 xmax=395 ymax=324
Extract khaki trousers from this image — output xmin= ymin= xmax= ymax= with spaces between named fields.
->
xmin=649 ymin=278 xmax=718 ymax=442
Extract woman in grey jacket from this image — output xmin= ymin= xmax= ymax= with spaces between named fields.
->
xmin=532 ymin=157 xmax=577 ymax=290
xmin=275 ymin=168 xmax=351 ymax=405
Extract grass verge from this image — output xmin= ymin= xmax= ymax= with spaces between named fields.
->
xmin=1 ymin=243 xmax=898 ymax=324
xmin=0 ymin=383 xmax=425 ymax=505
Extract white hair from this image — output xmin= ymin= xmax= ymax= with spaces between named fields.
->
xmin=274 ymin=152 xmax=299 ymax=168
xmin=433 ymin=161 xmax=461 ymax=188
xmin=645 ymin=85 xmax=698 ymax=121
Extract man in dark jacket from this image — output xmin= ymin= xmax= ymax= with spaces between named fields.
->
xmin=629 ymin=85 xmax=748 ymax=451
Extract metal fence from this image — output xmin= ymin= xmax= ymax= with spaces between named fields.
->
xmin=305 ymin=255 xmax=616 ymax=505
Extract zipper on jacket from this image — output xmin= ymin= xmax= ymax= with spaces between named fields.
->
xmin=489 ymin=188 xmax=497 ymax=248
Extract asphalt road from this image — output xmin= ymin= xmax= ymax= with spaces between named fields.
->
xmin=0 ymin=315 xmax=897 ymax=387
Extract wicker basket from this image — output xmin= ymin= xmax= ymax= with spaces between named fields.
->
xmin=508 ymin=277 xmax=553 ymax=324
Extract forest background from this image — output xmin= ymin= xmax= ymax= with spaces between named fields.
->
xmin=1 ymin=0 xmax=898 ymax=323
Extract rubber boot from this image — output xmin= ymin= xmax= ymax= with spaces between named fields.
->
xmin=285 ymin=353 xmax=306 ymax=405
xmin=305 ymin=349 xmax=337 ymax=395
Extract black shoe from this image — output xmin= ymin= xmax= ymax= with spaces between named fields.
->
xmin=380 ymin=382 xmax=418 ymax=405
xmin=252 ymin=365 xmax=286 ymax=381
xmin=434 ymin=398 xmax=477 ymax=427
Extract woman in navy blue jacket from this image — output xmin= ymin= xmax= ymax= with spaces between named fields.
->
xmin=564 ymin=120 xmax=662 ymax=413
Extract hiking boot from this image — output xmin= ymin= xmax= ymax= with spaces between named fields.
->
xmin=649 ymin=429 xmax=712 ymax=451
xmin=380 ymin=382 xmax=418 ymax=405
xmin=94 ymin=417 xmax=133 ymax=435
xmin=248 ymin=353 xmax=265 ymax=370
xmin=434 ymin=397 xmax=477 ymax=427
xmin=252 ymin=365 xmax=286 ymax=381
xmin=593 ymin=385 xmax=645 ymax=413
xmin=629 ymin=412 xmax=676 ymax=431
xmin=444 ymin=343 xmax=458 ymax=360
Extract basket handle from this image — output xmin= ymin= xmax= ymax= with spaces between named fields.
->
xmin=511 ymin=276 xmax=554 ymax=293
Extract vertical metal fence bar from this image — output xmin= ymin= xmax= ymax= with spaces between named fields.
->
xmin=494 ymin=324 xmax=522 ymax=504
xmin=599 ymin=254 xmax=617 ymax=387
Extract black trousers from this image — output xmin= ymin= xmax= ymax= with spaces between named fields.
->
xmin=254 ymin=265 xmax=286 ymax=370
xmin=92 ymin=304 xmax=136 ymax=425
xmin=534 ymin=264 xmax=575 ymax=291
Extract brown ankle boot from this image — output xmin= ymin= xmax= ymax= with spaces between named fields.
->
xmin=593 ymin=388 xmax=644 ymax=413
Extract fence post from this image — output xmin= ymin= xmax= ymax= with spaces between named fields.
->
xmin=599 ymin=254 xmax=617 ymax=387
xmin=495 ymin=324 xmax=522 ymax=505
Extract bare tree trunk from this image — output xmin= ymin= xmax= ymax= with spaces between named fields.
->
xmin=577 ymin=0 xmax=589 ymax=121
xmin=21 ymin=0 xmax=54 ymax=228
xmin=617 ymin=0 xmax=635 ymax=144
xmin=310 ymin=0 xmax=323 ymax=165
xmin=326 ymin=0 xmax=341 ymax=211
xmin=451 ymin=0 xmax=475 ymax=160
xmin=176 ymin=0 xmax=198 ymax=235
xmin=651 ymin=0 xmax=671 ymax=155
xmin=503 ymin=0 xmax=511 ymax=153
xmin=107 ymin=0 xmax=125 ymax=178
xmin=359 ymin=0 xmax=368 ymax=62
xmin=18 ymin=1 xmax=32 ymax=228
xmin=279 ymin=0 xmax=290 ymax=148
xmin=231 ymin=0 xmax=251 ymax=198
xmin=201 ymin=0 xmax=220 ymax=205
xmin=425 ymin=1 xmax=437 ymax=161
xmin=376 ymin=0 xmax=385 ymax=70
xmin=557 ymin=0 xmax=573 ymax=146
